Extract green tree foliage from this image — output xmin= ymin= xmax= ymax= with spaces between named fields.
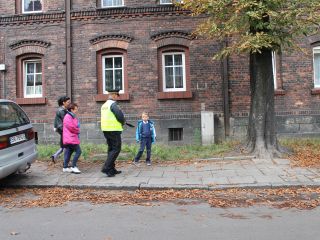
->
xmin=182 ymin=0 xmax=320 ymax=57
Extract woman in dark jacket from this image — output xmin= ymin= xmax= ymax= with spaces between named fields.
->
xmin=51 ymin=96 xmax=70 ymax=162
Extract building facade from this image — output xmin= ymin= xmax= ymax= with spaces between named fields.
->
xmin=0 ymin=0 xmax=320 ymax=145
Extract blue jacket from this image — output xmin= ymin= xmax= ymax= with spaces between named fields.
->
xmin=135 ymin=120 xmax=156 ymax=143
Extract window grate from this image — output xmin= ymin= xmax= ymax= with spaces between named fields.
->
xmin=168 ymin=128 xmax=183 ymax=141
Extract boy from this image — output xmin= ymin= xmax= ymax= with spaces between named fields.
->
xmin=133 ymin=112 xmax=156 ymax=166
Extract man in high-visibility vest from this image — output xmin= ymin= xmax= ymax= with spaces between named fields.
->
xmin=101 ymin=89 xmax=125 ymax=177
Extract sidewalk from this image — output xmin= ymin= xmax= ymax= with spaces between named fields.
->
xmin=1 ymin=157 xmax=320 ymax=190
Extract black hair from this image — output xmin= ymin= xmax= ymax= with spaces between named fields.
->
xmin=57 ymin=96 xmax=70 ymax=106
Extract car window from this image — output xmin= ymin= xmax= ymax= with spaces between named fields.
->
xmin=0 ymin=102 xmax=30 ymax=130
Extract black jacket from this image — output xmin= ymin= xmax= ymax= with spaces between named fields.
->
xmin=54 ymin=107 xmax=67 ymax=133
xmin=110 ymin=102 xmax=125 ymax=125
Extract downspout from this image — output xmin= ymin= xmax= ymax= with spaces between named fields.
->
xmin=65 ymin=0 xmax=72 ymax=99
xmin=221 ymin=40 xmax=230 ymax=137
xmin=1 ymin=35 xmax=6 ymax=98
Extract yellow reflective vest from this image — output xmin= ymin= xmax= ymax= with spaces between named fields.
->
xmin=101 ymin=100 xmax=123 ymax=131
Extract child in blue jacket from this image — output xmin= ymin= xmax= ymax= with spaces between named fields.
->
xmin=133 ymin=112 xmax=156 ymax=166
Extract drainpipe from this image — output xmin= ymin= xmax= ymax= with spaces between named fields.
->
xmin=221 ymin=39 xmax=230 ymax=137
xmin=1 ymin=68 xmax=5 ymax=98
xmin=1 ymin=36 xmax=6 ymax=98
xmin=65 ymin=0 xmax=72 ymax=99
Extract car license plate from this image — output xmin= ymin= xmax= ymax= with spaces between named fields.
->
xmin=10 ymin=133 xmax=26 ymax=144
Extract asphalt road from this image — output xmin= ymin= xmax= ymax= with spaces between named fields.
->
xmin=1 ymin=201 xmax=319 ymax=240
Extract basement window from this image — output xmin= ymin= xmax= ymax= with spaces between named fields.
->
xmin=168 ymin=128 xmax=183 ymax=141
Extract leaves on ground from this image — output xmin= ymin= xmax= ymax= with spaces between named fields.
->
xmin=283 ymin=140 xmax=320 ymax=168
xmin=0 ymin=187 xmax=319 ymax=210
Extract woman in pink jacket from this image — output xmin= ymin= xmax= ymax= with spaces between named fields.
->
xmin=62 ymin=103 xmax=81 ymax=173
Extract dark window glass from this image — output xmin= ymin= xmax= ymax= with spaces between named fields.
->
xmin=168 ymin=128 xmax=183 ymax=141
xmin=0 ymin=102 xmax=30 ymax=130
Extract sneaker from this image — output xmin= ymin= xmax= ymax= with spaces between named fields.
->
xmin=51 ymin=156 xmax=56 ymax=163
xmin=71 ymin=166 xmax=81 ymax=174
xmin=62 ymin=167 xmax=72 ymax=173
xmin=146 ymin=161 xmax=151 ymax=166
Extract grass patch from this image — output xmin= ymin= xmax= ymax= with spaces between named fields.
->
xmin=37 ymin=141 xmax=237 ymax=162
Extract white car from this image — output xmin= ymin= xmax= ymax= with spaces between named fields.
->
xmin=0 ymin=99 xmax=38 ymax=179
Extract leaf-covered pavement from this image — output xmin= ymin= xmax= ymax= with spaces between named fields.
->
xmin=1 ymin=187 xmax=320 ymax=210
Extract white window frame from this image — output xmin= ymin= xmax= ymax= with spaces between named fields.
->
xmin=162 ymin=52 xmax=186 ymax=92
xmin=23 ymin=59 xmax=42 ymax=98
xmin=160 ymin=0 xmax=182 ymax=4
xmin=101 ymin=0 xmax=124 ymax=8
xmin=160 ymin=0 xmax=173 ymax=4
xmin=272 ymin=51 xmax=277 ymax=89
xmin=22 ymin=0 xmax=43 ymax=14
xmin=102 ymin=55 xmax=124 ymax=94
xmin=313 ymin=47 xmax=320 ymax=88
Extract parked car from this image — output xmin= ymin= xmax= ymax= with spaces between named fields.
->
xmin=0 ymin=99 xmax=38 ymax=179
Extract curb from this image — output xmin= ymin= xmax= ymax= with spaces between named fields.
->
xmin=1 ymin=182 xmax=320 ymax=191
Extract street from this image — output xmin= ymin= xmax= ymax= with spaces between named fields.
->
xmin=1 ymin=201 xmax=319 ymax=240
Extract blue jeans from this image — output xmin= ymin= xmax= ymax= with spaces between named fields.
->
xmin=63 ymin=144 xmax=81 ymax=168
xmin=134 ymin=137 xmax=152 ymax=162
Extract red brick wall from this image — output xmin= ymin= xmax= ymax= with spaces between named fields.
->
xmin=3 ymin=22 xmax=66 ymax=119
xmin=0 ymin=1 xmax=319 ymax=130
xmin=0 ymin=1 xmax=15 ymax=15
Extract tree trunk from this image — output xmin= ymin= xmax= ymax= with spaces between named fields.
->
xmin=246 ymin=48 xmax=284 ymax=160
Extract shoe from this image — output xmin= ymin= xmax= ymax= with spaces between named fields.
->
xmin=71 ymin=167 xmax=81 ymax=174
xmin=62 ymin=167 xmax=72 ymax=173
xmin=51 ymin=156 xmax=55 ymax=163
xmin=106 ymin=172 xmax=115 ymax=177
xmin=146 ymin=161 xmax=151 ymax=166
xmin=101 ymin=168 xmax=107 ymax=174
xmin=112 ymin=169 xmax=122 ymax=174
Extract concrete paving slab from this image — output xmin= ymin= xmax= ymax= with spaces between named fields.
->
xmin=0 ymin=159 xmax=319 ymax=190
xmin=162 ymin=171 xmax=189 ymax=178
xmin=175 ymin=177 xmax=203 ymax=185
xmin=137 ymin=171 xmax=164 ymax=177
xmin=121 ymin=177 xmax=150 ymax=185
xmin=228 ymin=176 xmax=257 ymax=184
xmin=188 ymin=171 xmax=213 ymax=178
xmin=148 ymin=177 xmax=176 ymax=185
xmin=202 ymin=177 xmax=229 ymax=185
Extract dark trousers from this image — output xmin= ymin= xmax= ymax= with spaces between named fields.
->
xmin=134 ymin=137 xmax=152 ymax=162
xmin=102 ymin=131 xmax=122 ymax=173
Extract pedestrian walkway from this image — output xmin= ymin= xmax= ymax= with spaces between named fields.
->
xmin=1 ymin=158 xmax=320 ymax=190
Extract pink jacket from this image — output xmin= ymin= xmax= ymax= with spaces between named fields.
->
xmin=63 ymin=112 xmax=80 ymax=145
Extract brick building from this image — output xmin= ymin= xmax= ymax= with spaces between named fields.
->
xmin=0 ymin=0 xmax=319 ymax=145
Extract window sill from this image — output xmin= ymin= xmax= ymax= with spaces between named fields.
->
xmin=95 ymin=93 xmax=130 ymax=102
xmin=274 ymin=89 xmax=286 ymax=96
xmin=157 ymin=91 xmax=192 ymax=99
xmin=311 ymin=88 xmax=320 ymax=95
xmin=16 ymin=97 xmax=47 ymax=105
xmin=97 ymin=6 xmax=127 ymax=10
